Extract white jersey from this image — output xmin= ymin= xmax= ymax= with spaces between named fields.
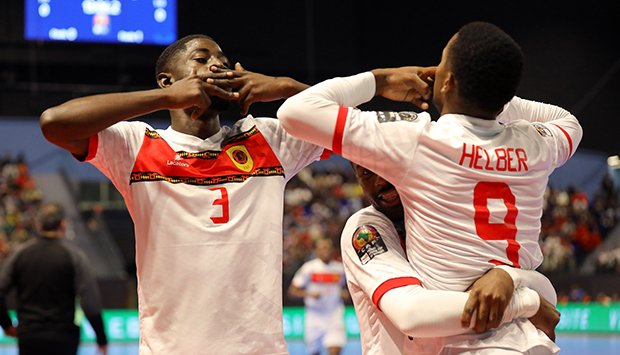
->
xmin=86 ymin=116 xmax=324 ymax=355
xmin=291 ymin=258 xmax=346 ymax=315
xmin=341 ymin=206 xmax=558 ymax=355
xmin=278 ymin=72 xmax=582 ymax=292
xmin=341 ymin=206 xmax=419 ymax=354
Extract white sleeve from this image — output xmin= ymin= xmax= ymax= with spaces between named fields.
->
xmin=253 ymin=118 xmax=325 ymax=181
xmin=341 ymin=210 xmax=423 ymax=304
xmin=278 ymin=72 xmax=430 ymax=184
xmin=498 ymin=96 xmax=582 ymax=167
xmin=291 ymin=262 xmax=310 ymax=289
xmin=380 ymin=285 xmax=540 ymax=338
xmin=86 ymin=121 xmax=149 ymax=196
xmin=494 ymin=265 xmax=557 ymax=305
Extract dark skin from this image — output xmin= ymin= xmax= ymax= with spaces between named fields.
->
xmin=40 ymin=37 xmax=309 ymax=157
xmin=351 ymin=163 xmax=559 ymax=339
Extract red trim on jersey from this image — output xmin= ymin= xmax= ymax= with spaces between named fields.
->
xmin=130 ymin=127 xmax=284 ymax=185
xmin=331 ymin=106 xmax=349 ymax=155
xmin=85 ymin=134 xmax=99 ymax=161
xmin=311 ymin=272 xmax=341 ymax=283
xmin=320 ymin=149 xmax=333 ymax=160
xmin=550 ymin=123 xmax=573 ymax=157
xmin=372 ymin=277 xmax=422 ymax=311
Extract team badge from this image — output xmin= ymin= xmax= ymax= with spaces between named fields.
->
xmin=225 ymin=145 xmax=254 ymax=172
xmin=532 ymin=123 xmax=553 ymax=138
xmin=352 ymin=225 xmax=388 ymax=264
xmin=376 ymin=111 xmax=418 ymax=123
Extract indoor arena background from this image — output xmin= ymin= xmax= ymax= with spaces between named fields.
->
xmin=0 ymin=0 xmax=618 ymax=354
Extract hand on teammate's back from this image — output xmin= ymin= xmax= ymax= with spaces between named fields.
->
xmin=528 ymin=295 xmax=560 ymax=342
xmin=462 ymin=268 xmax=515 ymax=333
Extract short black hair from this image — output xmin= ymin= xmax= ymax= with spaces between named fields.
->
xmin=37 ymin=202 xmax=65 ymax=232
xmin=155 ymin=34 xmax=215 ymax=80
xmin=449 ymin=21 xmax=523 ymax=113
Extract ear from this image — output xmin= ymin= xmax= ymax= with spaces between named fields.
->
xmin=157 ymin=72 xmax=174 ymax=89
xmin=440 ymin=72 xmax=455 ymax=94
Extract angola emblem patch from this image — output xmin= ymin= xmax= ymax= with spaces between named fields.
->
xmin=225 ymin=145 xmax=254 ymax=172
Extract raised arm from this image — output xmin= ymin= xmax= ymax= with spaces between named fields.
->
xmin=40 ymin=76 xmax=237 ymax=158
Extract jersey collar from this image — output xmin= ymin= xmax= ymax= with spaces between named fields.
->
xmin=438 ymin=114 xmax=504 ymax=135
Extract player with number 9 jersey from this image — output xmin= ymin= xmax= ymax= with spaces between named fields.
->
xmin=278 ymin=24 xmax=582 ymax=297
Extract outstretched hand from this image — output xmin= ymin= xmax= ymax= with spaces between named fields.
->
xmin=163 ymin=75 xmax=239 ymax=119
xmin=208 ymin=63 xmax=307 ymax=116
xmin=461 ymin=267 xmax=514 ymax=333
xmin=371 ymin=66 xmax=436 ymax=110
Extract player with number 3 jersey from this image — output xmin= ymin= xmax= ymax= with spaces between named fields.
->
xmin=41 ymin=35 xmax=324 ymax=354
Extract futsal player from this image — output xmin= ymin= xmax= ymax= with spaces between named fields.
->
xmin=40 ymin=34 xmax=326 ymax=354
xmin=277 ymin=21 xmax=581 ymax=353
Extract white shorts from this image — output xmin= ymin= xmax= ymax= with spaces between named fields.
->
xmin=305 ymin=310 xmax=346 ymax=354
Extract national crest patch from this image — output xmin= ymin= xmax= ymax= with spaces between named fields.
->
xmin=532 ymin=123 xmax=553 ymax=138
xmin=225 ymin=145 xmax=254 ymax=172
xmin=376 ymin=111 xmax=418 ymax=123
xmin=352 ymin=225 xmax=388 ymax=264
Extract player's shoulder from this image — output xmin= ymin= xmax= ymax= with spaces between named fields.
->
xmin=346 ymin=206 xmax=391 ymax=226
xmin=107 ymin=120 xmax=154 ymax=137
xmin=342 ymin=206 xmax=392 ymax=248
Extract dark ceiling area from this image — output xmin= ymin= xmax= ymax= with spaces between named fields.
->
xmin=1 ymin=0 xmax=618 ymax=155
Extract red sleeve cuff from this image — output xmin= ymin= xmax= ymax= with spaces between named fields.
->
xmin=372 ymin=277 xmax=422 ymax=311
xmin=331 ymin=106 xmax=348 ymax=155
xmin=84 ymin=134 xmax=99 ymax=161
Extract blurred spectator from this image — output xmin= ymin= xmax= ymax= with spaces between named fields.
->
xmin=0 ymin=153 xmax=43 ymax=260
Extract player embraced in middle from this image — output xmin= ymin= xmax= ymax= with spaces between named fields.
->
xmin=343 ymin=162 xmax=559 ymax=354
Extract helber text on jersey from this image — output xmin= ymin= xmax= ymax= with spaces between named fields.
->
xmin=459 ymin=143 xmax=528 ymax=172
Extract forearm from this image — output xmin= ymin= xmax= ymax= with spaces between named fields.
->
xmin=41 ymin=89 xmax=169 ymax=146
xmin=276 ymin=77 xmax=310 ymax=99
xmin=277 ymin=72 xmax=375 ymax=149
xmin=379 ymin=285 xmax=540 ymax=338
xmin=86 ymin=313 xmax=108 ymax=345
xmin=495 ymin=265 xmax=557 ymax=305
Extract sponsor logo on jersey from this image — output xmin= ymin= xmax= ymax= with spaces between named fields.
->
xmin=166 ymin=154 xmax=190 ymax=167
xmin=352 ymin=225 xmax=388 ymax=264
xmin=225 ymin=145 xmax=254 ymax=172
xmin=376 ymin=111 xmax=418 ymax=123
xmin=532 ymin=123 xmax=553 ymax=137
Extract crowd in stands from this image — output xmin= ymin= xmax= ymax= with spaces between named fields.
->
xmin=0 ymin=153 xmax=43 ymax=260
xmin=538 ymin=174 xmax=620 ymax=273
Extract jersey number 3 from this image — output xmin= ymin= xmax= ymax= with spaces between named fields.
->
xmin=209 ymin=187 xmax=229 ymax=224
xmin=473 ymin=182 xmax=521 ymax=267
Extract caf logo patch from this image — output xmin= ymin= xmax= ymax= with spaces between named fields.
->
xmin=352 ymin=225 xmax=388 ymax=264
xmin=532 ymin=123 xmax=553 ymax=138
xmin=225 ymin=145 xmax=254 ymax=172
xmin=376 ymin=111 xmax=418 ymax=123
